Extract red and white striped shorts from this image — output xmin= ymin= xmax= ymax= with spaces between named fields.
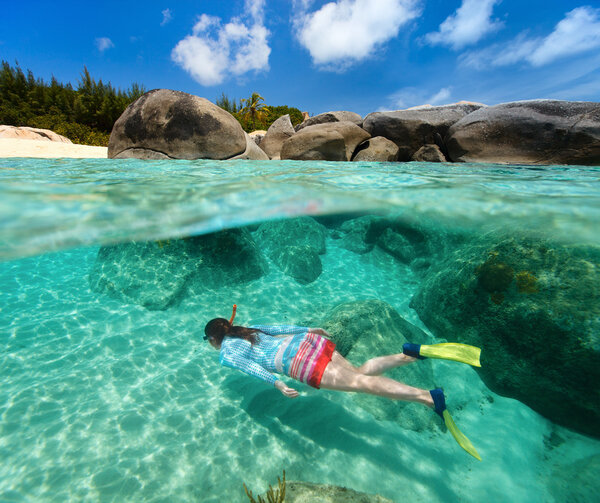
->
xmin=288 ymin=332 xmax=336 ymax=389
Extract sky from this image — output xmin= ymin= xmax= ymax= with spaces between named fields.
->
xmin=1 ymin=0 xmax=600 ymax=116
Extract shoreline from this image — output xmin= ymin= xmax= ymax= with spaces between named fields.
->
xmin=0 ymin=138 xmax=107 ymax=159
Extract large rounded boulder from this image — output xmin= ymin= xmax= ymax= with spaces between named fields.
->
xmin=410 ymin=234 xmax=600 ymax=438
xmin=446 ymin=100 xmax=600 ymax=165
xmin=280 ymin=122 xmax=370 ymax=161
xmin=362 ymin=103 xmax=482 ymax=161
xmin=108 ymin=89 xmax=247 ymax=160
xmin=352 ymin=136 xmax=399 ymax=162
xmin=258 ymin=114 xmax=295 ymax=160
xmin=296 ymin=110 xmax=363 ymax=131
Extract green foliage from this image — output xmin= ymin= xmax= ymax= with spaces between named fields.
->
xmin=243 ymin=470 xmax=286 ymax=503
xmin=0 ymin=61 xmax=145 ymax=146
xmin=216 ymin=92 xmax=304 ymax=133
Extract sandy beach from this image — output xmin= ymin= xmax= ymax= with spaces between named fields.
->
xmin=0 ymin=138 xmax=107 ymax=158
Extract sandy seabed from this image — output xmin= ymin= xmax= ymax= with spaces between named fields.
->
xmin=0 ymin=138 xmax=107 ymax=158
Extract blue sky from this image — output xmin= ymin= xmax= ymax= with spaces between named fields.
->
xmin=1 ymin=0 xmax=599 ymax=116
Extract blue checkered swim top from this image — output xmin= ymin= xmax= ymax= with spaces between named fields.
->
xmin=219 ymin=325 xmax=309 ymax=386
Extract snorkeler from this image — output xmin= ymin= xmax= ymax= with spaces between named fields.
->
xmin=204 ymin=305 xmax=482 ymax=460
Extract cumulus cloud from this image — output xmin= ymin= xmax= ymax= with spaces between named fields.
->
xmin=461 ymin=6 xmax=600 ymax=68
xmin=171 ymin=0 xmax=270 ymax=86
xmin=387 ymin=86 xmax=453 ymax=109
xmin=95 ymin=37 xmax=114 ymax=52
xmin=294 ymin=0 xmax=421 ymax=69
xmin=161 ymin=8 xmax=173 ymax=26
xmin=425 ymin=0 xmax=502 ymax=50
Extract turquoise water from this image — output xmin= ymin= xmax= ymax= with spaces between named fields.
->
xmin=1 ymin=158 xmax=599 ymax=502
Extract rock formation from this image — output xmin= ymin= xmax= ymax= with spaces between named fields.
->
xmin=253 ymin=217 xmax=326 ymax=284
xmin=410 ymin=233 xmax=600 ymax=438
xmin=353 ymin=136 xmax=399 ymax=162
xmin=280 ymin=122 xmax=370 ymax=161
xmin=108 ymin=89 xmax=248 ymax=160
xmin=0 ymin=125 xmax=72 ymax=143
xmin=446 ymin=100 xmax=600 ymax=165
xmin=258 ymin=114 xmax=295 ymax=160
xmin=362 ymin=103 xmax=482 ymax=161
xmin=89 ymin=229 xmax=268 ymax=310
xmin=296 ymin=110 xmax=363 ymax=131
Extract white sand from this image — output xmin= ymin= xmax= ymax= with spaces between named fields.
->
xmin=0 ymin=138 xmax=107 ymax=158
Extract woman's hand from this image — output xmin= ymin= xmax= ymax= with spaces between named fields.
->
xmin=310 ymin=328 xmax=330 ymax=337
xmin=275 ymin=380 xmax=299 ymax=398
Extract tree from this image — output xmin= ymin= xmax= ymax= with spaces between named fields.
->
xmin=239 ymin=92 xmax=268 ymax=131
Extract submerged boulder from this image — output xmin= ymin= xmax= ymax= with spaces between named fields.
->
xmin=89 ymin=229 xmax=268 ymax=309
xmin=446 ymin=100 xmax=600 ymax=165
xmin=254 ymin=217 xmax=327 ymax=284
xmin=410 ymin=235 xmax=600 ymax=438
xmin=108 ymin=89 xmax=247 ymax=160
xmin=284 ymin=481 xmax=394 ymax=503
xmin=296 ymin=110 xmax=363 ymax=131
xmin=352 ymin=136 xmax=399 ymax=162
xmin=258 ymin=114 xmax=295 ymax=160
xmin=322 ymin=300 xmax=437 ymax=431
xmin=280 ymin=122 xmax=370 ymax=161
xmin=362 ymin=103 xmax=482 ymax=161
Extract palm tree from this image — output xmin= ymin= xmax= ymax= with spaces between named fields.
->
xmin=239 ymin=92 xmax=268 ymax=131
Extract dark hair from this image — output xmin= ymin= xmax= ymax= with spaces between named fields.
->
xmin=204 ymin=318 xmax=261 ymax=345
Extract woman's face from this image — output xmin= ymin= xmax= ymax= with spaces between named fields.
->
xmin=208 ymin=337 xmax=221 ymax=350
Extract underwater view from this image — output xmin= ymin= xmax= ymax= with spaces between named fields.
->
xmin=1 ymin=158 xmax=599 ymax=502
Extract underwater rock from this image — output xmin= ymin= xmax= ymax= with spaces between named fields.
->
xmin=352 ymin=136 xmax=399 ymax=162
xmin=296 ymin=110 xmax=363 ymax=131
xmin=89 ymin=228 xmax=268 ymax=310
xmin=108 ymin=89 xmax=247 ymax=160
xmin=376 ymin=228 xmax=417 ymax=264
xmin=362 ymin=103 xmax=482 ymax=161
xmin=446 ymin=100 xmax=600 ymax=165
xmin=280 ymin=122 xmax=370 ymax=161
xmin=322 ymin=300 xmax=437 ymax=431
xmin=270 ymin=245 xmax=322 ymax=285
xmin=548 ymin=454 xmax=600 ymax=503
xmin=337 ymin=215 xmax=390 ymax=254
xmin=254 ymin=217 xmax=327 ymax=284
xmin=284 ymin=481 xmax=393 ymax=502
xmin=258 ymin=114 xmax=295 ymax=160
xmin=410 ymin=235 xmax=600 ymax=438
xmin=89 ymin=239 xmax=196 ymax=310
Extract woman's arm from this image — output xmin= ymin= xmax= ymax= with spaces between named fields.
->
xmin=219 ymin=345 xmax=278 ymax=386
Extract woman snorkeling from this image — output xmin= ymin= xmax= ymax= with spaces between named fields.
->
xmin=204 ymin=305 xmax=482 ymax=460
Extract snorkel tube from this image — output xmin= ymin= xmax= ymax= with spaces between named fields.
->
xmin=228 ymin=304 xmax=237 ymax=325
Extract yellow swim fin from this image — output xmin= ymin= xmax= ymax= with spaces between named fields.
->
xmin=419 ymin=343 xmax=481 ymax=367
xmin=442 ymin=409 xmax=482 ymax=461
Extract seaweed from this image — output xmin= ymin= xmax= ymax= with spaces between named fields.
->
xmin=243 ymin=470 xmax=286 ymax=503
xmin=516 ymin=271 xmax=539 ymax=294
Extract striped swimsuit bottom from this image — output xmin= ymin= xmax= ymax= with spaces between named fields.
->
xmin=287 ymin=332 xmax=336 ymax=389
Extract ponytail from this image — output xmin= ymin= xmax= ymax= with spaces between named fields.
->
xmin=204 ymin=317 xmax=261 ymax=345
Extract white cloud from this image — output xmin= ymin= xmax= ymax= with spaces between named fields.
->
xmin=387 ymin=86 xmax=453 ymax=109
xmin=95 ymin=37 xmax=114 ymax=52
xmin=294 ymin=0 xmax=421 ymax=69
xmin=426 ymin=0 xmax=502 ymax=50
xmin=161 ymin=8 xmax=173 ymax=26
xmin=171 ymin=0 xmax=270 ymax=86
xmin=461 ymin=6 xmax=600 ymax=69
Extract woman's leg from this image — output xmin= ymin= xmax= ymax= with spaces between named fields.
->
xmin=319 ymin=361 xmax=433 ymax=407
xmin=331 ymin=351 xmax=417 ymax=376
